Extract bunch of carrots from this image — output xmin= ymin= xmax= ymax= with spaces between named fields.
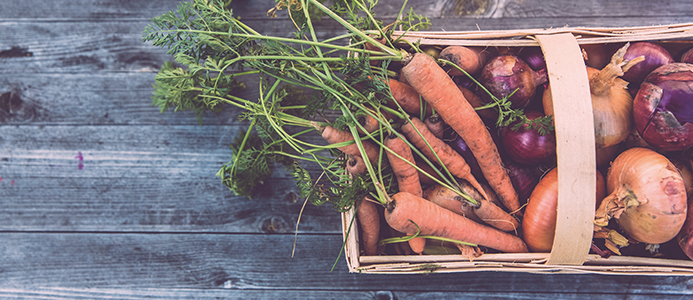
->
xmin=144 ymin=0 xmax=693 ymax=262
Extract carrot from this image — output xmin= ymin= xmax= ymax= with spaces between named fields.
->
xmin=401 ymin=53 xmax=520 ymax=213
xmin=401 ymin=117 xmax=488 ymax=202
xmin=384 ymin=133 xmax=423 ymax=197
xmin=356 ymin=196 xmax=381 ymax=256
xmin=313 ymin=122 xmax=379 ymax=163
xmin=387 ymin=78 xmax=432 ymax=117
xmin=439 ymin=45 xmax=492 ymax=76
xmin=356 ymin=112 xmax=380 ymax=134
xmin=383 ymin=133 xmax=426 ymax=254
xmin=346 ymin=154 xmax=366 ymax=175
xmin=458 ymin=84 xmax=496 ymax=123
xmin=424 ymin=182 xmax=519 ymax=232
xmin=384 ymin=191 xmax=528 ymax=253
xmin=423 ymin=113 xmax=445 ymax=139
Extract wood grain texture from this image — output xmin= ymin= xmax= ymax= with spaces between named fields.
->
xmin=0 ymin=233 xmax=691 ymax=294
xmin=2 ymin=0 xmax=693 ymax=298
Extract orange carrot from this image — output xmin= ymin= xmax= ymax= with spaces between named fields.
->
xmin=383 ymin=133 xmax=426 ymax=254
xmin=384 ymin=134 xmax=423 ymax=197
xmin=346 ymin=154 xmax=366 ymax=175
xmin=313 ymin=122 xmax=379 ymax=163
xmin=458 ymin=84 xmax=496 ymax=123
xmin=356 ymin=196 xmax=381 ymax=256
xmin=387 ymin=78 xmax=432 ymax=117
xmin=401 ymin=53 xmax=520 ymax=213
xmin=424 ymin=182 xmax=519 ymax=232
xmin=401 ymin=117 xmax=488 ymax=202
xmin=439 ymin=45 xmax=492 ymax=76
xmin=356 ymin=112 xmax=380 ymax=134
xmin=385 ymin=191 xmax=528 ymax=253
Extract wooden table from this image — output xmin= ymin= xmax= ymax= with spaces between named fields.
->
xmin=2 ymin=0 xmax=693 ymax=298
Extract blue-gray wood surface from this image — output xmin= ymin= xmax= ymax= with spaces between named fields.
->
xmin=2 ymin=0 xmax=693 ymax=298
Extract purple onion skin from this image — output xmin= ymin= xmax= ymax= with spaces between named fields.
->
xmin=448 ymin=135 xmax=485 ymax=183
xmin=633 ymin=63 xmax=693 ymax=152
xmin=519 ymin=47 xmax=546 ymax=71
xmin=479 ymin=55 xmax=548 ymax=109
xmin=499 ymin=111 xmax=557 ymax=165
xmin=622 ymin=42 xmax=674 ymax=84
xmin=504 ymin=159 xmax=542 ymax=206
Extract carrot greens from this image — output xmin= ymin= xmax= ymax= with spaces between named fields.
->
xmin=143 ymin=0 xmax=430 ymax=210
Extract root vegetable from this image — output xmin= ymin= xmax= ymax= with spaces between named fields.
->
xmin=385 ymin=191 xmax=528 ymax=253
xmin=595 ymin=147 xmax=687 ymax=247
xmin=401 ymin=53 xmax=520 ymax=213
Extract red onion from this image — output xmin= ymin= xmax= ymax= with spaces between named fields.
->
xmin=518 ymin=47 xmax=546 ymax=71
xmin=503 ymin=159 xmax=542 ymax=206
xmin=581 ymin=43 xmax=612 ymax=70
xmin=622 ymin=42 xmax=674 ymax=84
xmin=478 ymin=55 xmax=548 ymax=109
xmin=499 ymin=110 xmax=556 ymax=165
xmin=447 ymin=134 xmax=484 ymax=183
xmin=633 ymin=63 xmax=693 ymax=152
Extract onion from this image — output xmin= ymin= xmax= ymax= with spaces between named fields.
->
xmin=595 ymin=147 xmax=687 ymax=247
xmin=499 ymin=110 xmax=556 ymax=165
xmin=632 ymin=63 xmax=693 ymax=152
xmin=595 ymin=143 xmax=622 ymax=169
xmin=621 ymin=42 xmax=674 ymax=84
xmin=581 ymin=43 xmax=612 ymax=70
xmin=523 ymin=167 xmax=606 ymax=252
xmin=518 ymin=47 xmax=546 ymax=71
xmin=447 ymin=134 xmax=484 ymax=182
xmin=503 ymin=159 xmax=542 ymax=206
xmin=681 ymin=48 xmax=693 ymax=64
xmin=479 ymin=54 xmax=548 ymax=109
xmin=543 ymin=43 xmax=642 ymax=149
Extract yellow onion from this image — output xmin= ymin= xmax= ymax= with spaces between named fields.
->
xmin=595 ymin=147 xmax=687 ymax=247
xmin=544 ymin=43 xmax=644 ymax=149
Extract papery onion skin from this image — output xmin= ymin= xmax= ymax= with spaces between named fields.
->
xmin=633 ymin=63 xmax=693 ymax=152
xmin=499 ymin=110 xmax=556 ymax=165
xmin=597 ymin=147 xmax=687 ymax=245
xmin=479 ymin=55 xmax=548 ymax=109
xmin=542 ymin=63 xmax=635 ymax=149
xmin=523 ymin=168 xmax=605 ymax=252
xmin=622 ymin=42 xmax=675 ymax=84
xmin=587 ymin=66 xmax=635 ymax=149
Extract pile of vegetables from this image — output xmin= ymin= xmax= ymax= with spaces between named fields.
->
xmin=143 ymin=0 xmax=693 ymax=263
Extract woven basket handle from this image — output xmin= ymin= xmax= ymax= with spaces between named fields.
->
xmin=535 ymin=33 xmax=596 ymax=265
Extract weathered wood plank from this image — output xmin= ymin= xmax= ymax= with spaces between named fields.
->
xmin=0 ymin=125 xmax=339 ymax=233
xmin=0 ymin=73 xmax=265 ymax=126
xmin=0 ymin=288 xmax=688 ymax=300
xmin=3 ymin=0 xmax=693 ymax=20
xmin=0 ymin=232 xmax=692 ymax=294
xmin=3 ymin=0 xmax=693 ymax=76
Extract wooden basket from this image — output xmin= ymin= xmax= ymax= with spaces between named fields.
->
xmin=342 ymin=23 xmax=693 ymax=274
